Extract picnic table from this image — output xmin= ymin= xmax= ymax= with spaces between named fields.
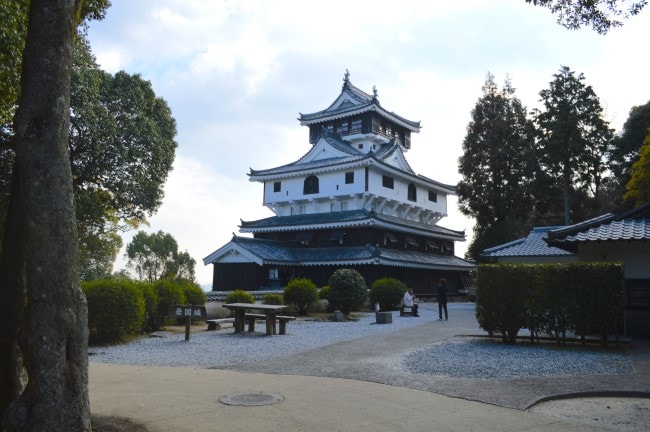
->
xmin=222 ymin=303 xmax=289 ymax=336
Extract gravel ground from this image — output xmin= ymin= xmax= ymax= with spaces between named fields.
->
xmin=89 ymin=313 xmax=432 ymax=368
xmin=89 ymin=307 xmax=633 ymax=379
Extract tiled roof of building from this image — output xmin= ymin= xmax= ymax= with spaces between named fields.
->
xmin=480 ymin=227 xmax=575 ymax=258
xmin=204 ymin=236 xmax=476 ymax=271
xmin=546 ymin=203 xmax=650 ymax=252
xmin=298 ymin=77 xmax=421 ymax=131
xmin=239 ymin=209 xmax=465 ymax=241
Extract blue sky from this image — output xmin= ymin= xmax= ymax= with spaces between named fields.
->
xmin=86 ymin=0 xmax=650 ymax=288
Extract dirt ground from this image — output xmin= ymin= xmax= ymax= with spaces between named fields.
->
xmin=529 ymin=396 xmax=650 ymax=431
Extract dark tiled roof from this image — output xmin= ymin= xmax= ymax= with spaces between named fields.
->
xmin=298 ymin=79 xmax=421 ymax=131
xmin=480 ymin=227 xmax=575 ymax=258
xmin=546 ymin=203 xmax=650 ymax=252
xmin=240 ymin=209 xmax=465 ymax=240
xmin=205 ymin=236 xmax=476 ymax=271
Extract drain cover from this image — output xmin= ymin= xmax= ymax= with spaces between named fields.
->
xmin=220 ymin=392 xmax=284 ymax=406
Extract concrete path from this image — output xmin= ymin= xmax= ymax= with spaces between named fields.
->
xmin=89 ymin=303 xmax=650 ymax=431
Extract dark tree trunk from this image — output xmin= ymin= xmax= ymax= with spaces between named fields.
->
xmin=1 ymin=0 xmax=90 ymax=431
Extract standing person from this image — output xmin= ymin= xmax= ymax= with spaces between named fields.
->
xmin=437 ymin=278 xmax=448 ymax=320
xmin=403 ymin=288 xmax=419 ymax=317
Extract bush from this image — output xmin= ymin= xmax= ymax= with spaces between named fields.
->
xmin=328 ymin=269 xmax=367 ymax=315
xmin=283 ymin=278 xmax=318 ymax=315
xmin=83 ymin=279 xmax=145 ymax=344
xmin=153 ymin=279 xmax=187 ymax=329
xmin=369 ymin=277 xmax=407 ymax=311
xmin=133 ymin=281 xmax=158 ymax=332
xmin=224 ymin=289 xmax=255 ymax=304
xmin=263 ymin=293 xmax=284 ymax=305
xmin=178 ymin=280 xmax=207 ymax=306
xmin=318 ymin=286 xmax=330 ymax=300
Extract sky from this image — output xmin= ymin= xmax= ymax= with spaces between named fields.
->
xmin=86 ymin=0 xmax=650 ymax=289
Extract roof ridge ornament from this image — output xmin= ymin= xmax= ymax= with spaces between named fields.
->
xmin=342 ymin=69 xmax=350 ymax=89
xmin=372 ymin=85 xmax=378 ymax=100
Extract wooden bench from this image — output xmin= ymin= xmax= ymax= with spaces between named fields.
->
xmin=276 ymin=315 xmax=296 ymax=335
xmin=206 ymin=318 xmax=235 ymax=330
xmin=400 ymin=305 xmax=415 ymax=316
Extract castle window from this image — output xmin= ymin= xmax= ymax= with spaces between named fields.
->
xmin=350 ymin=118 xmax=362 ymax=133
xmin=337 ymin=121 xmax=348 ymax=135
xmin=345 ymin=172 xmax=354 ymax=184
xmin=382 ymin=175 xmax=394 ymax=189
xmin=303 ymin=175 xmax=319 ymax=194
xmin=299 ymin=205 xmax=306 ymax=215
xmin=273 ymin=181 xmax=281 ymax=192
xmin=407 ymin=183 xmax=417 ymax=201
xmin=428 ymin=190 xmax=437 ymax=202
xmin=340 ymin=201 xmax=348 ymax=211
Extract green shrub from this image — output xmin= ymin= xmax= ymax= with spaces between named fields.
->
xmin=283 ymin=278 xmax=318 ymax=315
xmin=369 ymin=277 xmax=407 ymax=311
xmin=328 ymin=269 xmax=367 ymax=315
xmin=263 ymin=293 xmax=284 ymax=305
xmin=153 ymin=279 xmax=187 ymax=329
xmin=318 ymin=286 xmax=330 ymax=300
xmin=133 ymin=281 xmax=158 ymax=332
xmin=224 ymin=289 xmax=255 ymax=304
xmin=83 ymin=279 xmax=145 ymax=344
xmin=178 ymin=280 xmax=207 ymax=306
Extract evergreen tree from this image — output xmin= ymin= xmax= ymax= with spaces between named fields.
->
xmin=533 ymin=66 xmax=614 ymax=225
xmin=457 ymin=73 xmax=537 ymax=260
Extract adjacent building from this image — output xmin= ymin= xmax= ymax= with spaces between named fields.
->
xmin=203 ymin=73 xmax=476 ymax=297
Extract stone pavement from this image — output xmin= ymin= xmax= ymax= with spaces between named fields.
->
xmin=89 ymin=303 xmax=650 ymax=431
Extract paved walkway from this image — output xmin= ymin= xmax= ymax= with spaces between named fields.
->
xmin=89 ymin=303 xmax=650 ymax=431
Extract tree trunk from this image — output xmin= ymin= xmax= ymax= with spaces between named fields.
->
xmin=563 ymin=168 xmax=571 ymax=225
xmin=2 ymin=0 xmax=90 ymax=430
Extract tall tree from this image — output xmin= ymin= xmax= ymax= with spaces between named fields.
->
xmin=70 ymin=36 xmax=177 ymax=278
xmin=126 ymin=231 xmax=196 ymax=283
xmin=0 ymin=32 xmax=177 ymax=279
xmin=0 ymin=0 xmax=90 ymax=429
xmin=524 ymin=0 xmax=647 ymax=33
xmin=457 ymin=73 xmax=537 ymax=260
xmin=625 ymin=134 xmax=650 ymax=206
xmin=533 ymin=66 xmax=613 ymax=225
xmin=607 ymin=100 xmax=650 ymax=209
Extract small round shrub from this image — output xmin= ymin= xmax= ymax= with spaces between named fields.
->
xmin=369 ymin=277 xmax=407 ymax=311
xmin=318 ymin=286 xmax=330 ymax=300
xmin=83 ymin=279 xmax=145 ymax=344
xmin=283 ymin=278 xmax=318 ymax=316
xmin=153 ymin=279 xmax=187 ymax=328
xmin=328 ymin=269 xmax=367 ymax=315
xmin=263 ymin=293 xmax=284 ymax=305
xmin=224 ymin=289 xmax=255 ymax=304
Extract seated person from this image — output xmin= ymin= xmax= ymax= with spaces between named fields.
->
xmin=403 ymin=288 xmax=419 ymax=317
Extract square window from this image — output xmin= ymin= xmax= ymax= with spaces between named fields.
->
xmin=382 ymin=175 xmax=394 ymax=189
xmin=345 ymin=172 xmax=354 ymax=184
xmin=273 ymin=181 xmax=281 ymax=192
xmin=428 ymin=191 xmax=437 ymax=202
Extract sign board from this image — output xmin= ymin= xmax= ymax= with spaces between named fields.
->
xmin=170 ymin=305 xmax=207 ymax=320
xmin=169 ymin=305 xmax=207 ymax=341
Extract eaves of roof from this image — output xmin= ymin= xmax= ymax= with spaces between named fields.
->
xmin=546 ymin=203 xmax=650 ymax=251
xmin=480 ymin=227 xmax=575 ymax=258
xmin=239 ymin=209 xmax=466 ymax=241
xmin=203 ymin=236 xmax=476 ymax=271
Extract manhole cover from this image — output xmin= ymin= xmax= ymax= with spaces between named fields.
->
xmin=220 ymin=392 xmax=284 ymax=406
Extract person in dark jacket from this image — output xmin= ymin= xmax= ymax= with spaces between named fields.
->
xmin=437 ymin=278 xmax=448 ymax=320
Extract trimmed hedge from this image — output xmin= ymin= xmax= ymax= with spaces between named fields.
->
xmin=283 ymin=278 xmax=318 ymax=315
xmin=263 ymin=293 xmax=284 ymax=305
xmin=83 ymin=279 xmax=145 ymax=344
xmin=476 ymin=262 xmax=625 ymax=344
xmin=224 ymin=289 xmax=255 ymax=304
xmin=328 ymin=269 xmax=367 ymax=315
xmin=369 ymin=277 xmax=407 ymax=311
xmin=153 ymin=279 xmax=187 ymax=329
